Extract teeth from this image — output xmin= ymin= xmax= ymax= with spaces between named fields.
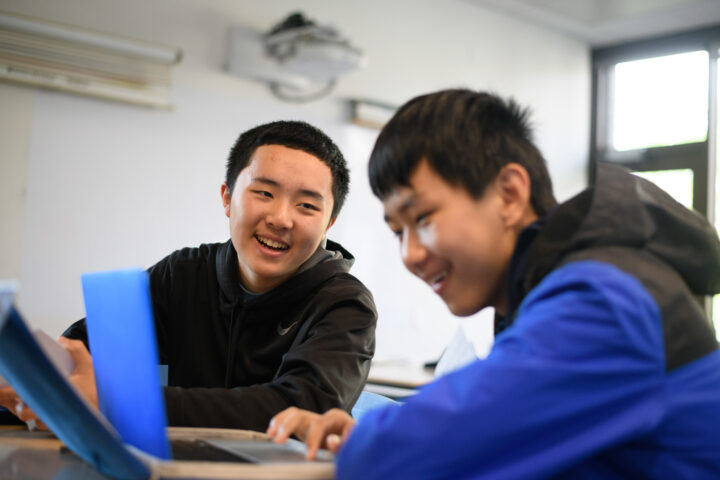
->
xmin=428 ymin=272 xmax=447 ymax=285
xmin=256 ymin=235 xmax=289 ymax=250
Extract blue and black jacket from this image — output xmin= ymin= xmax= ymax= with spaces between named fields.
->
xmin=337 ymin=163 xmax=720 ymax=479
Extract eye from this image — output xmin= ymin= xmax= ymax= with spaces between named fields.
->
xmin=388 ymin=225 xmax=403 ymax=240
xmin=415 ymin=211 xmax=433 ymax=226
xmin=386 ymin=218 xmax=403 ymax=240
xmin=252 ymin=190 xmax=272 ymax=198
xmin=298 ymin=202 xmax=320 ymax=211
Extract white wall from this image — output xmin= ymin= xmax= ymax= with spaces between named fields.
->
xmin=0 ymin=84 xmax=32 ymax=281
xmin=0 ymin=0 xmax=591 ymax=363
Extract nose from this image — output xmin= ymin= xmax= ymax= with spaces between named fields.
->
xmin=266 ymin=201 xmax=293 ymax=230
xmin=400 ymin=229 xmax=428 ymax=275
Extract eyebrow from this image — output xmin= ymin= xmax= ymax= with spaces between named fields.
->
xmin=251 ymin=176 xmax=325 ymax=201
xmin=383 ymin=194 xmax=416 ymax=223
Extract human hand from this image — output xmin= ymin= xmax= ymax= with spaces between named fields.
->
xmin=266 ymin=407 xmax=357 ymax=460
xmin=58 ymin=337 xmax=98 ymax=410
xmin=0 ymin=385 xmax=47 ymax=430
xmin=0 ymin=385 xmax=17 ymax=412
xmin=0 ymin=338 xmax=97 ymax=431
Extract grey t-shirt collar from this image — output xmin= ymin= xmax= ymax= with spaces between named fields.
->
xmin=238 ymin=239 xmax=340 ymax=297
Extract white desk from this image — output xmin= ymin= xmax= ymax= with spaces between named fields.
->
xmin=365 ymin=361 xmax=435 ymax=399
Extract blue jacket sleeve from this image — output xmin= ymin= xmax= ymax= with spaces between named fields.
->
xmin=337 ymin=261 xmax=667 ymax=480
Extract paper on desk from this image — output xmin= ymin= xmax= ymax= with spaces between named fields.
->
xmin=0 ymin=329 xmax=74 ymax=387
xmin=434 ymin=326 xmax=479 ymax=378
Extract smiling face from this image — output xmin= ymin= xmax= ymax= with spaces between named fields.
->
xmin=382 ymin=159 xmax=537 ymax=316
xmin=221 ymin=144 xmax=336 ymax=293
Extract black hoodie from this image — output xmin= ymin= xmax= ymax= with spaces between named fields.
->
xmin=64 ymin=239 xmax=377 ymax=432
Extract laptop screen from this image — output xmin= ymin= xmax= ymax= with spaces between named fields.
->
xmin=82 ymin=268 xmax=171 ymax=460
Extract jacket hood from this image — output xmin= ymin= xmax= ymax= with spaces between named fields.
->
xmin=215 ymin=238 xmax=356 ymax=310
xmin=517 ymin=163 xmax=720 ymax=302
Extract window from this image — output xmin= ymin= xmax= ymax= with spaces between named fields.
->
xmin=592 ymin=26 xmax=720 ymax=337
xmin=612 ymin=51 xmax=708 ymax=152
xmin=632 ymin=169 xmax=694 ymax=209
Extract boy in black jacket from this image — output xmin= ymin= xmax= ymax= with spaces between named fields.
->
xmin=3 ymin=120 xmax=377 ymax=432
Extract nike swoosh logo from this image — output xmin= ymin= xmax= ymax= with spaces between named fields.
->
xmin=277 ymin=321 xmax=299 ymax=336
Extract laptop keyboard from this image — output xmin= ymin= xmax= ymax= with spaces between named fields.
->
xmin=170 ymin=439 xmax=251 ymax=463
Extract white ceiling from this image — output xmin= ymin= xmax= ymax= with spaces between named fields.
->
xmin=471 ymin=0 xmax=720 ymax=46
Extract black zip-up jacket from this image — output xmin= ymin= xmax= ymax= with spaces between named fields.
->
xmin=63 ymin=239 xmax=377 ymax=432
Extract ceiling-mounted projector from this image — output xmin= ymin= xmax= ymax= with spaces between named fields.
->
xmin=225 ymin=12 xmax=366 ymax=102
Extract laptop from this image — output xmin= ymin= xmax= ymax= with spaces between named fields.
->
xmin=0 ymin=272 xmax=333 ymax=480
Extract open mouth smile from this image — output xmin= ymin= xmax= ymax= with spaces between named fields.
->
xmin=255 ymin=235 xmax=290 ymax=251
xmin=427 ymin=270 xmax=448 ymax=293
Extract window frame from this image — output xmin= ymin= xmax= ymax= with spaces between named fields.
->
xmin=590 ymin=24 xmax=720 ymax=220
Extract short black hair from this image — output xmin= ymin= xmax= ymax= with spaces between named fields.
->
xmin=226 ymin=120 xmax=350 ymax=219
xmin=368 ymin=89 xmax=557 ymax=216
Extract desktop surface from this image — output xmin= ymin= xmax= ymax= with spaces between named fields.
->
xmin=367 ymin=361 xmax=435 ymax=388
xmin=0 ymin=426 xmax=112 ymax=479
xmin=365 ymin=361 xmax=435 ymax=399
xmin=0 ymin=426 xmax=335 ymax=479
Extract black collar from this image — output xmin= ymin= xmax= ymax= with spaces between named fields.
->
xmin=495 ymin=216 xmax=546 ymax=335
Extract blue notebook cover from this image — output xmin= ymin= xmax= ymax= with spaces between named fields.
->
xmin=82 ymin=268 xmax=171 ymax=460
xmin=0 ymin=286 xmax=149 ymax=480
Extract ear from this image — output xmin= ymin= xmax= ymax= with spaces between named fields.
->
xmin=325 ymin=216 xmax=337 ymax=233
xmin=494 ymin=163 xmax=535 ymax=230
xmin=220 ymin=183 xmax=231 ymax=218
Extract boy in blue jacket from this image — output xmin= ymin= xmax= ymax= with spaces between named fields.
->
xmin=268 ymin=89 xmax=720 ymax=479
